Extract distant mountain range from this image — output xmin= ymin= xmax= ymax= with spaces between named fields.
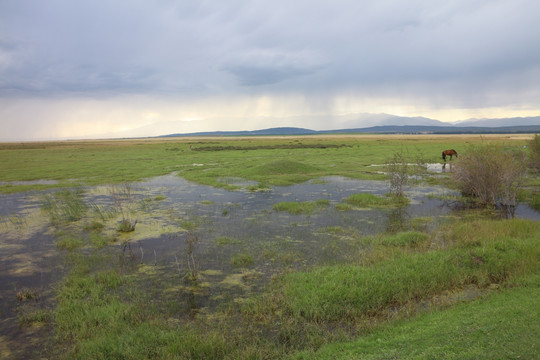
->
xmin=160 ymin=115 xmax=540 ymax=137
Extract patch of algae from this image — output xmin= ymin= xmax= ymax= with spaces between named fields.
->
xmin=137 ymin=264 xmax=160 ymax=276
xmin=220 ymin=270 xmax=262 ymax=290
xmin=164 ymin=281 xmax=211 ymax=295
xmin=98 ymin=209 xmax=184 ymax=243
xmin=199 ymin=269 xmax=223 ymax=276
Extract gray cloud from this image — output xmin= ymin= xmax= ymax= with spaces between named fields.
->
xmin=1 ymin=0 xmax=539 ymax=139
xmin=2 ymin=1 xmax=539 ymax=97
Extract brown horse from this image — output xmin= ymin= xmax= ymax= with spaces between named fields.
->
xmin=442 ymin=149 xmax=458 ymax=161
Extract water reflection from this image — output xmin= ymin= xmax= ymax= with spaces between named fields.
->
xmin=426 ymin=162 xmax=452 ymax=173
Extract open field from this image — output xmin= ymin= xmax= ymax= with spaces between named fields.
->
xmin=1 ymin=133 xmax=534 ymax=193
xmin=1 ymin=134 xmax=539 ymax=359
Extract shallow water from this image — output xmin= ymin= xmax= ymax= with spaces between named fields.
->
xmin=1 ymin=174 xmax=538 ymax=357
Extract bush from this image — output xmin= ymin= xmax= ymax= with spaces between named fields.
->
xmin=387 ymin=152 xmax=408 ymax=197
xmin=451 ymin=145 xmax=526 ymax=206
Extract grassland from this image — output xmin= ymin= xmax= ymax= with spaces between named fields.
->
xmin=2 ymin=134 xmax=539 ymax=359
xmin=1 ymin=134 xmax=533 ymax=193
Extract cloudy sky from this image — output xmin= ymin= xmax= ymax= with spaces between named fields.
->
xmin=1 ymin=0 xmax=539 ymax=140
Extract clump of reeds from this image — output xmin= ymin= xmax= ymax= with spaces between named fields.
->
xmin=40 ymin=188 xmax=87 ymax=225
xmin=110 ymin=183 xmax=138 ymax=232
xmin=181 ymin=220 xmax=199 ymax=280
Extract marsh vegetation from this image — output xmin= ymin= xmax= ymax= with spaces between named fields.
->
xmin=0 ymin=134 xmax=539 ymax=359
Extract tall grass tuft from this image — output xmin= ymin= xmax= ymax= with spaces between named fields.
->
xmin=181 ymin=220 xmax=200 ymax=280
xmin=41 ymin=188 xmax=87 ymax=225
xmin=110 ymin=183 xmax=138 ymax=232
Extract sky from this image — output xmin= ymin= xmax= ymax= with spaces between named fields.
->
xmin=1 ymin=0 xmax=540 ymax=141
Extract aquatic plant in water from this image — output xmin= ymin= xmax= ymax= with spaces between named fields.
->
xmin=110 ymin=183 xmax=139 ymax=232
xmin=40 ymin=188 xmax=87 ymax=225
xmin=181 ymin=220 xmax=200 ymax=280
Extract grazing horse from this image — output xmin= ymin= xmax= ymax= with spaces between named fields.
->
xmin=442 ymin=149 xmax=458 ymax=161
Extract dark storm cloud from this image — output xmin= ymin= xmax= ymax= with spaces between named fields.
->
xmin=1 ymin=0 xmax=539 ymax=105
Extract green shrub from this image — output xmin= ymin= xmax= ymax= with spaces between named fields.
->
xmin=452 ymin=144 xmax=527 ymax=206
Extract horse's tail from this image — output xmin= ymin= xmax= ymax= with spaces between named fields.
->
xmin=442 ymin=152 xmax=446 ymax=161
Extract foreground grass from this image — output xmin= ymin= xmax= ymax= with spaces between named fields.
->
xmin=49 ymin=218 xmax=540 ymax=359
xmin=270 ymin=219 xmax=539 ymax=322
xmin=291 ymin=273 xmax=540 ymax=360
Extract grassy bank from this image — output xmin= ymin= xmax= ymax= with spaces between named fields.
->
xmin=291 ymin=272 xmax=540 ymax=360
xmin=272 ymin=220 xmax=538 ymax=322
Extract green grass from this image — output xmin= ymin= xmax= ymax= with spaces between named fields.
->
xmin=273 ymin=219 xmax=539 ymax=322
xmin=41 ymin=189 xmax=88 ymax=225
xmin=18 ymin=308 xmax=52 ymax=326
xmin=290 ymin=273 xmax=540 ymax=360
xmin=343 ymin=193 xmax=408 ymax=208
xmin=4 ymin=135 xmax=524 ymax=193
xmin=231 ymin=252 xmax=255 ymax=267
xmin=273 ymin=199 xmax=330 ymax=215
xmin=56 ymin=236 xmax=84 ymax=251
xmin=215 ymin=236 xmax=242 ymax=246
xmin=372 ymin=231 xmax=430 ymax=247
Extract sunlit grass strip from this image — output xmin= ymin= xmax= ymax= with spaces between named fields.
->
xmin=275 ymin=219 xmax=540 ymax=322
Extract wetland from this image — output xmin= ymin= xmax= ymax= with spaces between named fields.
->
xmin=1 ymin=134 xmax=539 ymax=359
